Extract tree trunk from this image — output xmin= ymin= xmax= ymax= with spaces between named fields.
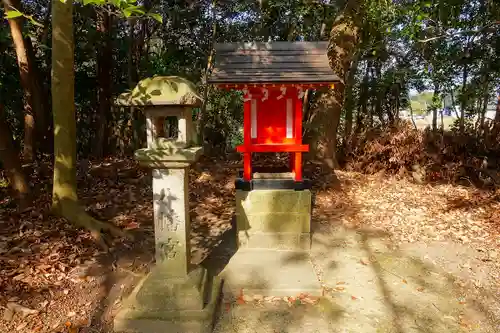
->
xmin=3 ymin=0 xmax=38 ymax=162
xmin=374 ymin=60 xmax=385 ymax=126
xmin=302 ymin=4 xmax=330 ymax=144
xmin=495 ymin=91 xmax=500 ymax=120
xmin=318 ymin=3 xmax=360 ymax=169
xmin=198 ymin=0 xmax=217 ymax=146
xmin=0 ymin=105 xmax=30 ymax=210
xmin=343 ymin=52 xmax=360 ymax=146
xmin=25 ymin=37 xmax=51 ymax=149
xmin=440 ymin=104 xmax=444 ymax=131
xmin=431 ymin=83 xmax=440 ymax=131
xmin=450 ymin=90 xmax=460 ymax=118
xmin=476 ymin=73 xmax=489 ymax=135
xmin=93 ymin=10 xmax=112 ymax=157
xmin=494 ymin=92 xmax=500 ymax=125
xmin=126 ymin=19 xmax=143 ymax=151
xmin=354 ymin=63 xmax=370 ymax=135
xmin=491 ymin=90 xmax=500 ymax=139
xmin=51 ymin=0 xmax=125 ymax=248
xmin=127 ymin=19 xmax=137 ymax=89
xmin=319 ymin=4 xmax=327 ymax=40
xmin=459 ymin=63 xmax=468 ymax=134
xmin=408 ymin=93 xmax=418 ymax=130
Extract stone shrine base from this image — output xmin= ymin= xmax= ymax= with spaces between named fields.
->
xmin=219 ymin=188 xmax=322 ymax=297
xmin=114 ymin=266 xmax=222 ymax=333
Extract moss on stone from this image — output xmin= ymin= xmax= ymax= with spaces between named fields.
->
xmin=115 ymin=76 xmax=202 ymax=106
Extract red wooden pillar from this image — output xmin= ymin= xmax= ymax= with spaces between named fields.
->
xmin=294 ymin=93 xmax=304 ymax=181
xmin=294 ymin=152 xmax=302 ymax=181
xmin=243 ymin=96 xmax=252 ymax=181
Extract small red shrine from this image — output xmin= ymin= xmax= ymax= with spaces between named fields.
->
xmin=208 ymin=41 xmax=339 ymax=185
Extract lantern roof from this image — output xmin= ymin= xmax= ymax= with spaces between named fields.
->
xmin=208 ymin=41 xmax=340 ymax=85
xmin=115 ymin=76 xmax=202 ymax=107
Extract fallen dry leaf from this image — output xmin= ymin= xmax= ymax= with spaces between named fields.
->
xmin=124 ymin=221 xmax=140 ymax=230
xmin=5 ymin=302 xmax=39 ymax=320
xmin=459 ymin=318 xmax=471 ymax=328
xmin=0 ymin=157 xmax=499 ymax=333
xmin=302 ymin=297 xmax=317 ymax=305
xmin=298 ymin=293 xmax=308 ymax=299
xmin=15 ymin=322 xmax=28 ymax=331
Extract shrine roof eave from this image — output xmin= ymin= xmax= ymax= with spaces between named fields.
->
xmin=209 ymin=80 xmax=339 ymax=89
xmin=207 ymin=75 xmax=340 ymax=84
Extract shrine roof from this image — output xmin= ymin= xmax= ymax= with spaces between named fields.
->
xmin=207 ymin=41 xmax=340 ymax=84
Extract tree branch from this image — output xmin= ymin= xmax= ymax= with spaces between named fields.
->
xmin=418 ymin=22 xmax=499 ymax=43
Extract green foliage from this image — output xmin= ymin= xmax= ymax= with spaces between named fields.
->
xmin=4 ymin=8 xmax=44 ymax=26
xmin=3 ymin=0 xmax=162 ymax=23
xmin=0 ymin=0 xmax=498 ymax=158
xmin=4 ymin=10 xmax=23 ymax=18
xmin=204 ymin=89 xmax=244 ymax=151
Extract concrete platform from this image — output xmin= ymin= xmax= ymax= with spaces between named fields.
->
xmin=219 ymin=249 xmax=322 ymax=297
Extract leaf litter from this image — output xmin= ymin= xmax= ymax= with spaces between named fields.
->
xmin=0 ymin=156 xmax=498 ymax=332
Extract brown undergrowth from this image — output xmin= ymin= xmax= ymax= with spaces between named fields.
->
xmin=342 ymin=121 xmax=500 ymax=188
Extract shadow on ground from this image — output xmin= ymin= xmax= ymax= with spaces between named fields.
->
xmin=4 ymin=157 xmax=496 ymax=333
xmin=208 ymin=162 xmax=499 ymax=333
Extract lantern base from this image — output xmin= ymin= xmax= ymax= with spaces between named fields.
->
xmin=113 ymin=266 xmax=223 ymax=333
xmin=235 ymin=177 xmax=311 ymax=191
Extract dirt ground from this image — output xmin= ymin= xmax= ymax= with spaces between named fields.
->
xmin=0 ymin=158 xmax=498 ymax=332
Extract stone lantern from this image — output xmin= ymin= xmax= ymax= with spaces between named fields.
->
xmin=113 ymin=76 xmax=222 ymax=333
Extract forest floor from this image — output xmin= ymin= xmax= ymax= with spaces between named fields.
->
xmin=0 ymin=157 xmax=499 ymax=333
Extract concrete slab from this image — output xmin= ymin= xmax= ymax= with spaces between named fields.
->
xmin=208 ymin=233 xmax=499 ymax=333
xmin=214 ymin=297 xmax=343 ymax=333
xmin=219 ymin=249 xmax=322 ymax=297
